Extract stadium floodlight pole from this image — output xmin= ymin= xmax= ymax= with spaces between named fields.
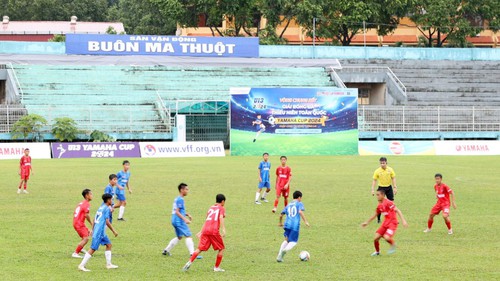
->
xmin=363 ymin=21 xmax=366 ymax=48
xmin=313 ymin=18 xmax=316 ymax=59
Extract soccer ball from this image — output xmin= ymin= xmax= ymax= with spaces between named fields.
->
xmin=299 ymin=251 xmax=310 ymax=261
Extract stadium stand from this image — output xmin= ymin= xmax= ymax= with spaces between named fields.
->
xmin=11 ymin=65 xmax=334 ymax=139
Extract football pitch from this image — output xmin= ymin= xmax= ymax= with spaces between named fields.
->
xmin=1 ymin=155 xmax=499 ymax=281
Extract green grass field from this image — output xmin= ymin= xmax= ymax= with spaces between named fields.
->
xmin=1 ymin=155 xmax=499 ymax=281
xmin=230 ymin=129 xmax=358 ymax=156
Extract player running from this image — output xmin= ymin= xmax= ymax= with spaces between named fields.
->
xmin=252 ymin=114 xmax=265 ymax=142
xmin=78 ymin=193 xmax=119 ymax=272
xmin=183 ymin=194 xmax=226 ymax=272
xmin=255 ymin=152 xmax=271 ymax=204
xmin=272 ymin=156 xmax=292 ymax=213
xmin=423 ymin=173 xmax=457 ymax=235
xmin=115 ymin=160 xmax=132 ymax=221
xmin=72 ymin=189 xmax=94 ymax=258
xmin=361 ymin=188 xmax=408 ymax=256
xmin=17 ymin=148 xmax=33 ymax=194
xmin=276 ymin=190 xmax=310 ymax=262
xmin=371 ymin=157 xmax=398 ymax=223
xmin=163 ymin=183 xmax=202 ymax=259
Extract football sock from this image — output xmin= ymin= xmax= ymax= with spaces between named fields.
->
xmin=166 ymin=237 xmax=179 ymax=252
xmin=445 ymin=221 xmax=452 ymax=230
xmin=24 ymin=183 xmax=27 ymax=189
xmin=284 ymin=242 xmax=297 ymax=252
xmin=263 ymin=191 xmax=269 ymax=199
xmin=255 ymin=192 xmax=261 ymax=202
xmin=80 ymin=252 xmax=92 ymax=267
xmin=118 ymin=206 xmax=125 ymax=219
xmin=75 ymin=245 xmax=83 ymax=254
xmin=386 ymin=238 xmax=394 ymax=245
xmin=279 ymin=241 xmax=288 ymax=253
xmin=374 ymin=241 xmax=380 ymax=252
xmin=284 ymin=198 xmax=288 ymax=206
xmin=428 ymin=219 xmax=434 ymax=229
xmin=105 ymin=250 xmax=112 ymax=265
xmin=274 ymin=199 xmax=279 ymax=208
xmin=189 ymin=252 xmax=199 ymax=262
xmin=215 ymin=253 xmax=223 ymax=267
xmin=185 ymin=238 xmax=195 ymax=255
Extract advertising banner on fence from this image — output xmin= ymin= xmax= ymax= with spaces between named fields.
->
xmin=0 ymin=143 xmax=51 ymax=160
xmin=230 ymin=87 xmax=358 ymax=156
xmin=434 ymin=141 xmax=500 ymax=155
xmin=140 ymin=141 xmax=225 ymax=158
xmin=65 ymin=34 xmax=259 ymax=57
xmin=359 ymin=141 xmax=436 ymax=155
xmin=51 ymin=142 xmax=141 ymax=158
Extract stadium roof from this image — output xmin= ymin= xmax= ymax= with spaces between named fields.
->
xmin=0 ymin=16 xmax=125 ymax=35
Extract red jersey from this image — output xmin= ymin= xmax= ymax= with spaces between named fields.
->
xmin=276 ymin=166 xmax=291 ymax=185
xmin=73 ymin=200 xmax=90 ymax=228
xmin=20 ymin=155 xmax=31 ymax=170
xmin=376 ymin=198 xmax=397 ymax=225
xmin=201 ymin=204 xmax=225 ymax=235
xmin=435 ymin=183 xmax=452 ymax=205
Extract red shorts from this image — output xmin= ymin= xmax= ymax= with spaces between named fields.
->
xmin=276 ymin=185 xmax=289 ymax=197
xmin=20 ymin=169 xmax=30 ymax=180
xmin=74 ymin=226 xmax=90 ymax=238
xmin=376 ymin=222 xmax=398 ymax=238
xmin=431 ymin=203 xmax=450 ymax=215
xmin=198 ymin=233 xmax=225 ymax=251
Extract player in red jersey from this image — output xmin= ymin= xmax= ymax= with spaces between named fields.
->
xmin=361 ymin=188 xmax=408 ymax=256
xmin=423 ymin=173 xmax=457 ymax=235
xmin=272 ymin=156 xmax=292 ymax=213
xmin=72 ymin=189 xmax=94 ymax=258
xmin=183 ymin=194 xmax=226 ymax=272
xmin=17 ymin=148 xmax=33 ymax=194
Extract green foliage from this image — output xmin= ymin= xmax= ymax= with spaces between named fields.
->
xmin=0 ymin=156 xmax=499 ymax=280
xmin=90 ymin=130 xmax=116 ymax=142
xmin=3 ymin=0 xmax=109 ymax=21
xmin=51 ymin=117 xmax=79 ymax=142
xmin=48 ymin=34 xmax=66 ymax=42
xmin=259 ymin=26 xmax=288 ymax=45
xmin=410 ymin=0 xmax=495 ymax=47
xmin=106 ymin=26 xmax=118 ymax=34
xmin=10 ymin=114 xmax=48 ymax=142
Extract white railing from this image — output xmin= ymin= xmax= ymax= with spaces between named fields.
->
xmin=359 ymin=105 xmax=500 ymax=132
xmin=3 ymin=63 xmax=25 ymax=101
xmin=328 ymin=66 xmax=346 ymax=88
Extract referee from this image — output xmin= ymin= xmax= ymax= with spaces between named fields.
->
xmin=371 ymin=157 xmax=398 ymax=223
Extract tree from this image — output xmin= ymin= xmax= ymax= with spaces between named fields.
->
xmin=296 ymin=0 xmax=412 ymax=46
xmin=258 ymin=0 xmax=302 ymax=41
xmin=11 ymin=114 xmax=48 ymax=142
xmin=51 ymin=117 xmax=79 ymax=142
xmin=410 ymin=0 xmax=496 ymax=47
xmin=90 ymin=130 xmax=116 ymax=142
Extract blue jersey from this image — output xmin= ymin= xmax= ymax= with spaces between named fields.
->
xmin=104 ymin=184 xmax=115 ymax=197
xmin=116 ymin=170 xmax=130 ymax=195
xmin=254 ymin=117 xmax=263 ymax=130
xmin=171 ymin=196 xmax=186 ymax=225
xmin=92 ymin=203 xmax=111 ymax=239
xmin=281 ymin=201 xmax=305 ymax=231
xmin=258 ymin=161 xmax=271 ymax=182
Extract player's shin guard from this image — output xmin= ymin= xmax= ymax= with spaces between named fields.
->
xmin=118 ymin=206 xmax=125 ymax=219
xmin=185 ymin=238 xmax=195 ymax=255
xmin=445 ymin=221 xmax=452 ymax=230
xmin=263 ymin=191 xmax=269 ymax=199
xmin=284 ymin=242 xmax=297 ymax=252
xmin=80 ymin=252 xmax=92 ymax=267
xmin=374 ymin=241 xmax=380 ymax=252
xmin=255 ymin=192 xmax=261 ymax=202
xmin=428 ymin=219 xmax=434 ymax=229
xmin=215 ymin=253 xmax=223 ymax=268
xmin=105 ymin=250 xmax=112 ymax=265
xmin=166 ymin=237 xmax=179 ymax=252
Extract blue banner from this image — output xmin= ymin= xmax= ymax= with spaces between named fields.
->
xmin=65 ymin=34 xmax=259 ymax=57
xmin=230 ymin=87 xmax=358 ymax=156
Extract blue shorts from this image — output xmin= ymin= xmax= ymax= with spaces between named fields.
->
xmin=258 ymin=181 xmax=271 ymax=189
xmin=116 ymin=193 xmax=126 ymax=201
xmin=283 ymin=228 xmax=299 ymax=243
xmin=91 ymin=234 xmax=111 ymax=250
xmin=173 ymin=222 xmax=192 ymax=237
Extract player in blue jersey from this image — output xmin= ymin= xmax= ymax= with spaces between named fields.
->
xmin=255 ymin=152 xmax=271 ymax=204
xmin=252 ymin=114 xmax=265 ymax=142
xmin=78 ymin=193 xmax=119 ymax=272
xmin=104 ymin=174 xmax=121 ymax=223
xmin=115 ymin=160 xmax=132 ymax=221
xmin=276 ymin=190 xmax=310 ymax=262
xmin=163 ymin=183 xmax=202 ymax=259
